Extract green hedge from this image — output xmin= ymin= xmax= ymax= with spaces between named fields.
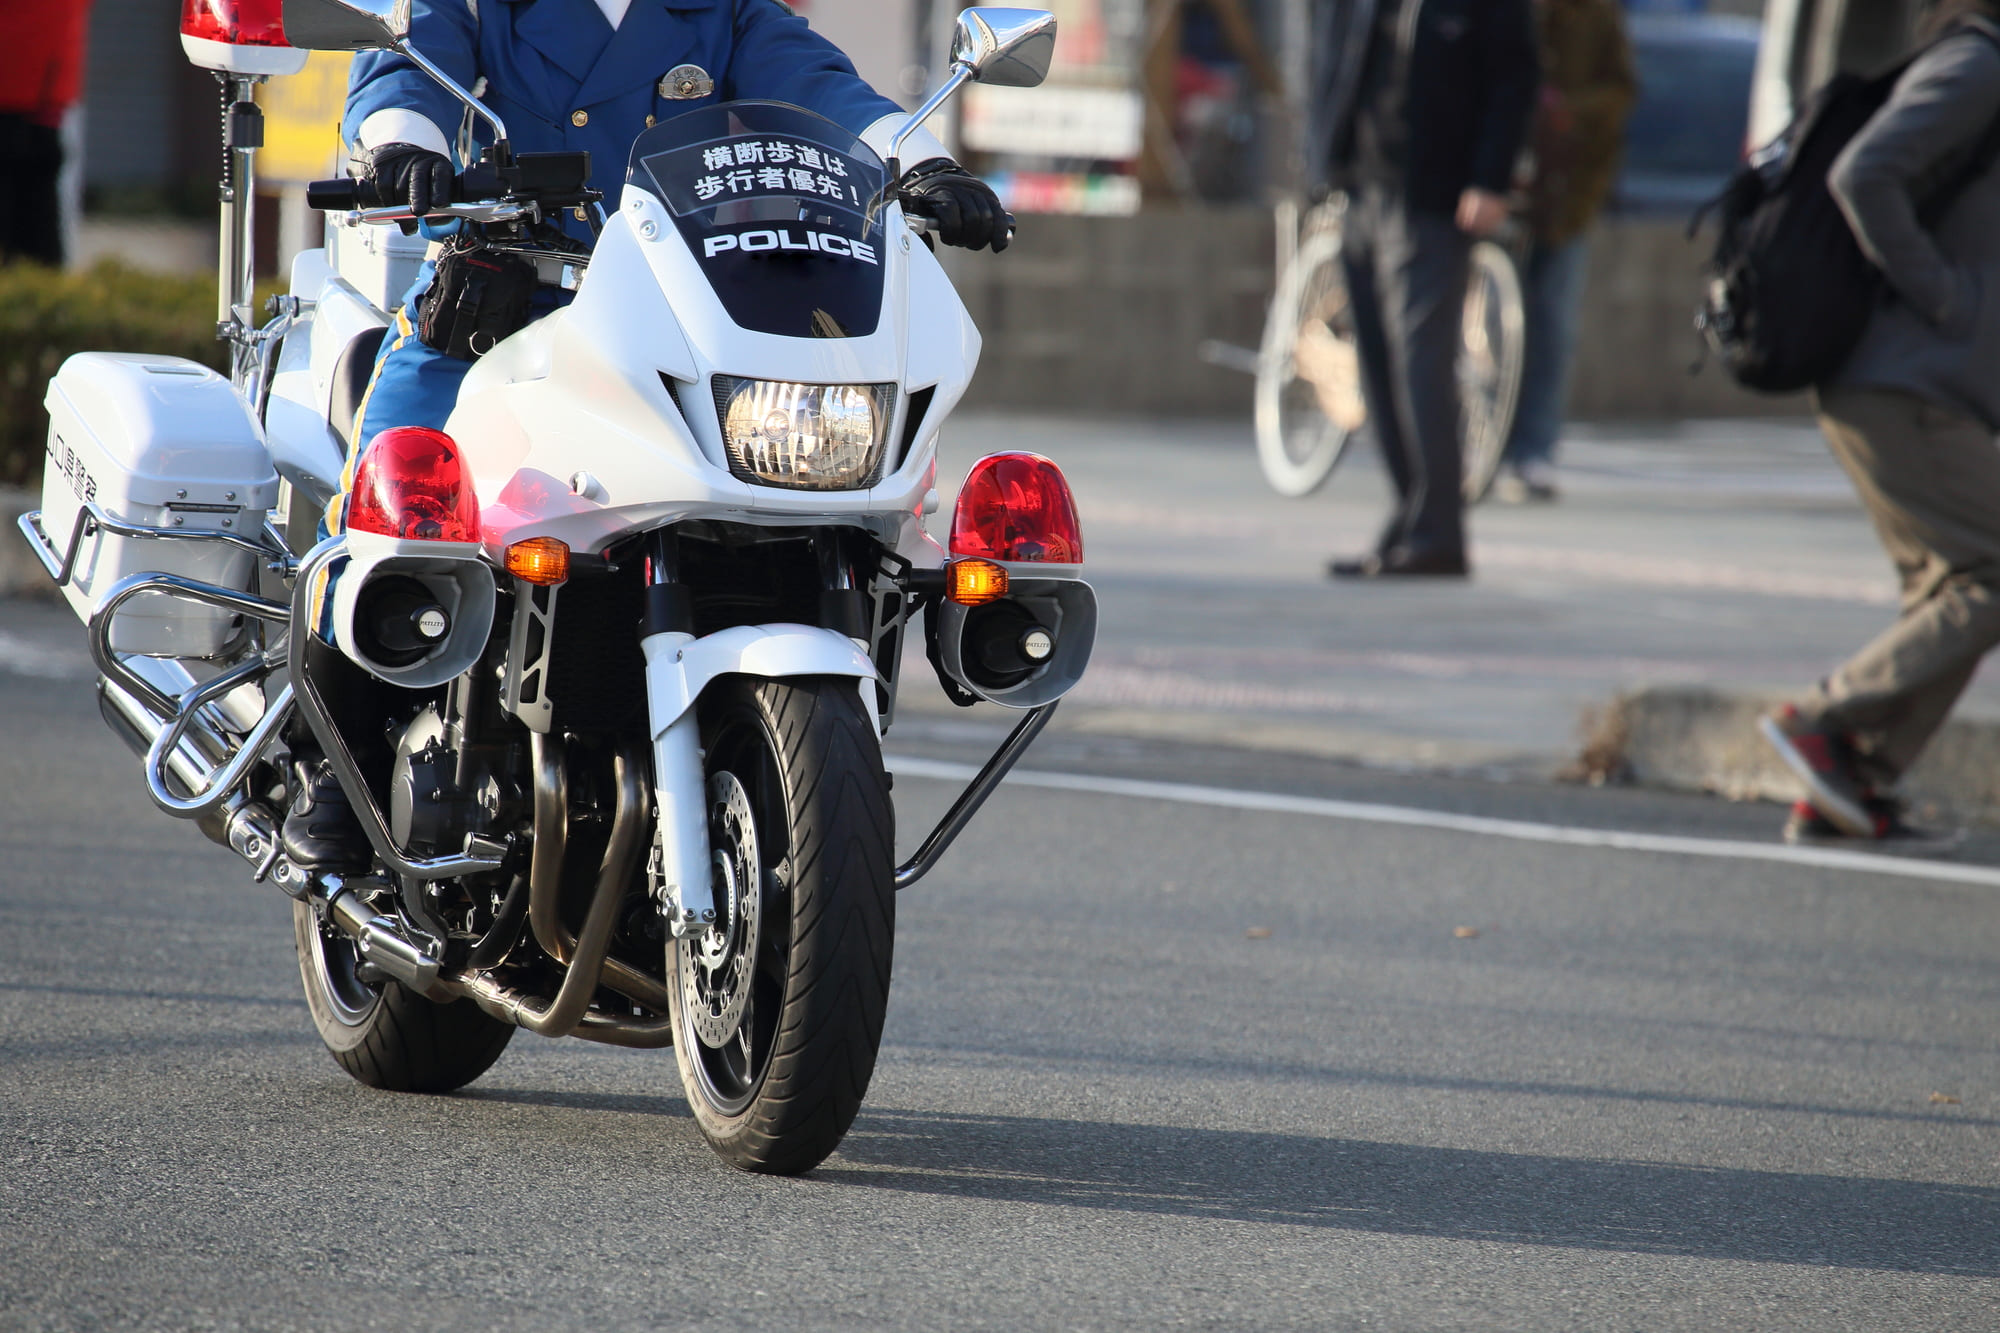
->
xmin=0 ymin=261 xmax=229 ymax=490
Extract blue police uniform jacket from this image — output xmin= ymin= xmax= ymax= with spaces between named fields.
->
xmin=343 ymin=0 xmax=908 ymax=249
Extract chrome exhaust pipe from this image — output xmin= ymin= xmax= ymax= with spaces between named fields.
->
xmin=527 ymin=732 xmax=678 ymax=1013
xmin=99 ymin=672 xmax=284 ymax=849
xmin=456 ymin=743 xmax=648 ymax=1038
xmin=321 ymin=877 xmax=444 ymax=996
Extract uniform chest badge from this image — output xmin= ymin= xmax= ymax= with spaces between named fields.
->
xmin=660 ymin=65 xmax=715 ymax=100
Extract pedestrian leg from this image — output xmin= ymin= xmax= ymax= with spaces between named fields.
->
xmin=1341 ymin=196 xmax=1416 ymax=555
xmin=1375 ymin=208 xmax=1473 ymax=558
xmin=0 ymin=114 xmax=65 ymax=266
xmin=1799 ymin=386 xmax=2000 ymax=783
xmin=1503 ymin=237 xmax=1589 ymax=472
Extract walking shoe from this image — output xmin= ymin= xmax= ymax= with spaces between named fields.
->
xmin=1494 ymin=462 xmax=1560 ymax=504
xmin=1516 ymin=460 xmax=1560 ymax=501
xmin=1327 ymin=545 xmax=1470 ymax=579
xmin=1758 ymin=705 xmax=1873 ymax=836
xmin=1781 ymin=798 xmax=1964 ymax=851
xmin=281 ymin=757 xmax=373 ymax=872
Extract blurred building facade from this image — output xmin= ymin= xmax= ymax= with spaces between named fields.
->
xmin=61 ymin=0 xmax=1946 ymax=417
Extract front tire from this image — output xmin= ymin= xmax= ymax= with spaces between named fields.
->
xmin=669 ymin=675 xmax=895 ymax=1174
xmin=1255 ymin=225 xmax=1358 ymax=498
xmin=292 ymin=898 xmax=514 ymax=1093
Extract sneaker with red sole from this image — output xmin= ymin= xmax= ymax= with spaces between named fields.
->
xmin=1782 ymin=797 xmax=1964 ymax=852
xmin=1758 ymin=705 xmax=1873 ymax=836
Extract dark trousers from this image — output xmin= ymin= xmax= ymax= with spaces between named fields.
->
xmin=0 ymin=113 xmax=65 ymax=267
xmin=1341 ymin=186 xmax=1472 ymax=557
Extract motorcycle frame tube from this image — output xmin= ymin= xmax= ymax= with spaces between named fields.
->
xmin=894 ymin=699 xmax=1058 ymax=892
xmin=288 ymin=540 xmax=507 ymax=881
xmin=452 ymin=743 xmax=648 ymax=1038
xmin=529 ymin=731 xmax=678 ymax=1012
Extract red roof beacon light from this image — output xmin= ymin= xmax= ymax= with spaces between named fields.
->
xmin=346 ymin=428 xmax=483 ymax=543
xmin=949 ymin=452 xmax=1084 ymax=565
xmin=180 ymin=0 xmax=309 ymax=75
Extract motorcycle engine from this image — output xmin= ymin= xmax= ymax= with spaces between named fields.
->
xmin=389 ymin=705 xmax=520 ymax=858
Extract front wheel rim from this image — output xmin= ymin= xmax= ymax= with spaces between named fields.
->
xmin=676 ymin=765 xmax=785 ymax=1118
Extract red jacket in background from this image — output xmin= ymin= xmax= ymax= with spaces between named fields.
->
xmin=0 ymin=1 xmax=94 ymax=126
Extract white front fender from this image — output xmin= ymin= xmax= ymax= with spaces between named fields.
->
xmin=639 ymin=622 xmax=881 ymax=941
xmin=640 ymin=622 xmax=880 ymax=733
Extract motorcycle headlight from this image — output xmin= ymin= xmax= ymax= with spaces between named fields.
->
xmin=713 ymin=378 xmax=897 ymax=491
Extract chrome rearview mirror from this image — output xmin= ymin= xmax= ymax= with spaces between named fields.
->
xmin=953 ymin=8 xmax=1058 ymax=88
xmin=885 ymin=8 xmax=1056 ymax=172
xmin=281 ymin=0 xmax=412 ymax=51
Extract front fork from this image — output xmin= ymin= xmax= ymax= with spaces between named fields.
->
xmin=640 ymin=531 xmax=717 ymax=941
xmin=641 ymin=641 xmax=716 ymax=940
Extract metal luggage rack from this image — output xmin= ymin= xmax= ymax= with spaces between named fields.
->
xmin=17 ymin=503 xmax=299 ymax=823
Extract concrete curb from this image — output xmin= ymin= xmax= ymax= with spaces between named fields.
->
xmin=0 ymin=486 xmax=56 ymax=601
xmin=1576 ymin=686 xmax=2000 ymax=828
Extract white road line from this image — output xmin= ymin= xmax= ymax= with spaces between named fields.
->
xmin=885 ymin=756 xmax=2000 ymax=890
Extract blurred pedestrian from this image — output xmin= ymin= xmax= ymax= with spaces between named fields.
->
xmin=1760 ymin=0 xmax=2000 ymax=845
xmin=1493 ymin=0 xmax=1636 ymax=504
xmin=1313 ymin=0 xmax=1541 ymax=579
xmin=0 ymin=0 xmax=92 ymax=267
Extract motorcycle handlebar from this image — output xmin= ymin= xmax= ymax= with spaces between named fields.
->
xmin=306 ymin=177 xmax=380 ymax=211
xmin=898 ymin=192 xmax=1018 ymax=248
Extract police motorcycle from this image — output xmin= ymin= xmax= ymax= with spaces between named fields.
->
xmin=18 ymin=0 xmax=1094 ymax=1175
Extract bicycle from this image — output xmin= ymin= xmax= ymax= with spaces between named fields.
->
xmin=1252 ymin=197 xmax=1527 ymax=502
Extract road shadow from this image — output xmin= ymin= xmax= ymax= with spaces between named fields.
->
xmin=457 ymin=1087 xmax=690 ymax=1119
xmin=824 ymin=1107 xmax=2000 ymax=1275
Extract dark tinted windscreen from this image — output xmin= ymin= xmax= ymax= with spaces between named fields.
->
xmin=631 ymin=103 xmax=887 ymax=339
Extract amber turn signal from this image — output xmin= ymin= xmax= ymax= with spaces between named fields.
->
xmin=505 ymin=536 xmax=571 ymax=586
xmin=946 ymin=557 xmax=1009 ymax=606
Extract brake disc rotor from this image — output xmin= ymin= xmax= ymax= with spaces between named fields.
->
xmin=678 ymin=770 xmax=762 ymax=1050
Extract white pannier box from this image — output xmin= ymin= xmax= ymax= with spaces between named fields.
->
xmin=325 ymin=212 xmax=430 ymax=315
xmin=41 ymin=353 xmax=280 ymax=658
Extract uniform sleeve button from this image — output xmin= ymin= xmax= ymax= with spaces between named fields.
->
xmin=570 ymin=109 xmax=589 ymax=127
xmin=645 ymin=114 xmax=656 ymax=128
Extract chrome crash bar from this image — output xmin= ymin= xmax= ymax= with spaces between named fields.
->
xmin=894 ymin=701 xmax=1058 ymax=892
xmin=288 ymin=540 xmax=508 ymax=882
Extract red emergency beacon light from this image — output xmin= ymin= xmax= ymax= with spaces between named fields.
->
xmin=180 ymin=0 xmax=309 ymax=75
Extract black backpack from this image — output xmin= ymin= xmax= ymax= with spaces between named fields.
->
xmin=1698 ymin=25 xmax=2000 ymax=394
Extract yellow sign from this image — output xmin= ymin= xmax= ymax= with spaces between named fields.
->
xmin=257 ymin=51 xmax=353 ymax=185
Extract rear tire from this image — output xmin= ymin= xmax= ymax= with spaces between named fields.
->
xmin=669 ymin=675 xmax=895 ymax=1175
xmin=292 ymin=898 xmax=514 ymax=1093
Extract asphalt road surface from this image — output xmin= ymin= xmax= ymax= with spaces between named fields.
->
xmin=2 ymin=597 xmax=1997 ymax=1330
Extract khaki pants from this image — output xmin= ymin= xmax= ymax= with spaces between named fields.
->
xmin=1799 ymin=385 xmax=2000 ymax=784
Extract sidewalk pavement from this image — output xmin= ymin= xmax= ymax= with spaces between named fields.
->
xmin=906 ymin=411 xmax=2000 ymax=826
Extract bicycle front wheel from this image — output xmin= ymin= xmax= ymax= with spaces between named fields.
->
xmin=1459 ymin=239 xmax=1526 ymax=504
xmin=1255 ymin=227 xmax=1360 ymax=498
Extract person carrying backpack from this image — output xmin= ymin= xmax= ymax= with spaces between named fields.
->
xmin=1759 ymin=0 xmax=2000 ymax=844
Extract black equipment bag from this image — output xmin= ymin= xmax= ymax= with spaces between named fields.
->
xmin=416 ymin=239 xmax=538 ymax=362
xmin=1698 ymin=24 xmax=2000 ymax=394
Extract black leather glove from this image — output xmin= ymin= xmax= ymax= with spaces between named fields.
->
xmin=367 ymin=142 xmax=455 ymax=216
xmin=901 ymin=161 xmax=1012 ymax=253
